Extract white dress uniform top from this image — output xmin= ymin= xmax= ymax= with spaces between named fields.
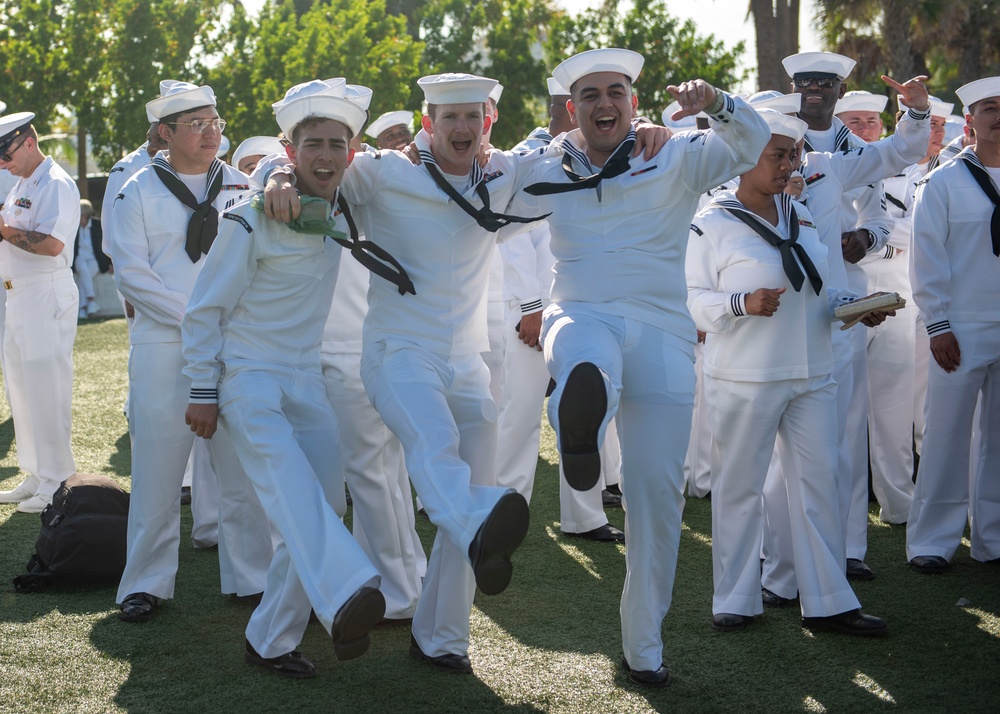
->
xmin=509 ymin=85 xmax=770 ymax=671
xmin=687 ymin=191 xmax=861 ymax=618
xmin=0 ymin=148 xmax=79 ymax=504
xmin=109 ymin=98 xmax=272 ymax=604
xmin=907 ymin=143 xmax=1000 ymax=563
xmin=760 ymin=106 xmax=930 ymax=595
xmin=320 ymin=197 xmax=425 ymax=622
xmin=183 ymin=194 xmax=381 ymax=658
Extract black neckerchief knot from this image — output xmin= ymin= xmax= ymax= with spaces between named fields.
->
xmin=153 ymin=155 xmax=224 ymax=262
xmin=524 ymin=132 xmax=635 ymax=196
xmin=959 ymin=151 xmax=1000 ymax=257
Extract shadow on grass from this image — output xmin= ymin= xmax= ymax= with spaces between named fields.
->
xmin=107 ymin=429 xmax=132 ymax=479
xmin=0 ymin=416 xmax=14 ymax=460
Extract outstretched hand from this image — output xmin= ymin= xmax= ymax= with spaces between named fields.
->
xmin=666 ymin=80 xmax=718 ymax=120
xmin=882 ymin=75 xmax=930 ymax=112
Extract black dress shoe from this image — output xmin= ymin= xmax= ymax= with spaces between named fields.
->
xmin=761 ymin=587 xmax=794 ymax=608
xmin=846 ymin=558 xmax=875 ymax=581
xmin=118 ymin=592 xmax=158 ymax=622
xmin=558 ymin=362 xmax=606 ymax=491
xmin=712 ymin=613 xmax=752 ymax=632
xmin=330 ymin=586 xmax=386 ymax=661
xmin=229 ymin=592 xmax=264 ymax=606
xmin=605 ymin=484 xmax=622 ymax=496
xmin=374 ymin=616 xmax=413 ymax=628
xmin=802 ymin=609 xmax=887 ymax=636
xmin=909 ymin=555 xmax=948 ymax=574
xmin=244 ymin=640 xmax=316 ymax=679
xmin=565 ymin=523 xmax=625 ymax=543
xmin=621 ymin=656 xmax=670 ymax=687
xmin=602 ymin=489 xmax=623 ymax=508
xmin=468 ymin=491 xmax=530 ymax=595
xmin=410 ymin=636 xmax=473 ymax=674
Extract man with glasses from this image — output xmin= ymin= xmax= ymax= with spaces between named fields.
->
xmin=108 ymin=81 xmax=272 ymax=622
xmin=0 ymin=111 xmax=80 ymax=513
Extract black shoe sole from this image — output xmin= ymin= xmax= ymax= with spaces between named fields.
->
xmin=801 ymin=618 xmax=888 ymax=636
xmin=244 ymin=649 xmax=317 ymax=679
xmin=409 ymin=640 xmax=473 ymax=674
xmin=621 ymin=656 xmax=670 ymax=687
xmin=470 ymin=491 xmax=530 ymax=596
xmin=331 ymin=586 xmax=386 ymax=661
xmin=712 ymin=615 xmax=751 ymax=632
xmin=559 ymin=363 xmax=606 ymax=492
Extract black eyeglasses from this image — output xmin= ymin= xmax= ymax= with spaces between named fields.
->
xmin=0 ymin=136 xmax=28 ymax=162
xmin=792 ymin=77 xmax=839 ymax=89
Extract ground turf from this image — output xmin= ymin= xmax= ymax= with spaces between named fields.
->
xmin=1 ymin=318 xmax=998 ymax=713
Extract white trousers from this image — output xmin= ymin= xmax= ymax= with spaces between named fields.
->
xmin=907 ymin=322 xmax=1000 ymax=562
xmin=913 ymin=320 xmax=929 ymax=455
xmin=3 ymin=271 xmax=78 ymax=498
xmin=495 ymin=300 xmax=611 ymax=533
xmin=187 ymin=439 xmax=221 ymax=549
xmin=220 ymin=366 xmax=380 ymax=659
xmin=543 ymin=304 xmax=693 ymax=673
xmin=844 ymin=324 xmax=871 ymax=560
xmin=865 ymin=305 xmax=916 ymax=523
xmin=116 ymin=342 xmax=272 ymax=603
xmin=685 ymin=341 xmax=712 ymax=498
xmin=762 ymin=328 xmax=852 ymax=595
xmin=74 ymin=250 xmax=98 ymax=302
xmin=322 ymin=349 xmax=425 ymax=620
xmin=361 ymin=343 xmax=508 ymax=658
xmin=707 ymin=374 xmax=860 ymax=618
xmin=482 ymin=300 xmax=507 ymax=405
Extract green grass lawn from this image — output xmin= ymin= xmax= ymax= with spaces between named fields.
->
xmin=1 ymin=318 xmax=999 ymax=713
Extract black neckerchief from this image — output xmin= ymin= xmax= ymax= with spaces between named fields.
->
xmin=524 ymin=130 xmax=635 ymax=196
xmin=334 ymin=194 xmax=416 ymax=295
xmin=958 ymin=150 xmax=1000 ymax=257
xmin=718 ymin=194 xmax=823 ymax=295
xmin=802 ymin=123 xmax=853 ymax=155
xmin=419 ymin=148 xmax=549 ymax=232
xmin=153 ymin=155 xmax=224 ymax=262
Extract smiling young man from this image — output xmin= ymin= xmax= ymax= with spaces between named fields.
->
xmin=0 ymin=111 xmax=80 ymax=514
xmin=108 ymin=81 xmax=272 ymax=623
xmin=906 ymin=78 xmax=1000 ymax=573
xmin=836 ymin=90 xmax=887 ymax=143
xmin=183 ymin=79 xmax=391 ymax=678
xmin=505 ymin=48 xmax=770 ymax=686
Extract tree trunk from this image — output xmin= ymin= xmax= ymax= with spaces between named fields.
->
xmin=881 ymin=0 xmax=914 ymax=83
xmin=77 ymin=123 xmax=88 ymax=201
xmin=752 ymin=0 xmax=800 ymax=91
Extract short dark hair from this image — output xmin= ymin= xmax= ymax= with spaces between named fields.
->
xmin=159 ymin=104 xmax=214 ymax=129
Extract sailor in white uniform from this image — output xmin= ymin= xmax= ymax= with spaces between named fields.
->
xmin=109 ymin=81 xmax=272 ymax=621
xmin=859 ymin=95 xmax=953 ymax=524
xmin=506 ymin=48 xmax=770 ymax=686
xmin=184 ymin=80 xmax=396 ymax=677
xmin=761 ymin=56 xmax=930 ymax=590
xmin=231 ymin=135 xmax=285 ymax=176
xmin=688 ymin=109 xmax=888 ymax=635
xmin=0 ymin=111 xmax=80 ymax=514
xmin=365 ymin=109 xmax=414 ymax=151
xmin=906 ymin=77 xmax=1000 ymax=572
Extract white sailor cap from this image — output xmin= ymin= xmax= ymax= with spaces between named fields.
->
xmin=956 ymin=77 xmax=1000 ymax=113
xmin=0 ymin=112 xmax=35 ymax=155
xmin=145 ymin=80 xmax=217 ymax=121
xmin=365 ymin=110 xmax=414 ymax=140
xmin=895 ymin=94 xmax=953 ymax=117
xmin=782 ymin=51 xmax=856 ymax=79
xmin=216 ymin=135 xmax=230 ymax=158
xmin=232 ymin=136 xmax=285 ymax=168
xmin=0 ymin=101 xmax=7 ymax=115
xmin=747 ymin=91 xmax=801 ymax=114
xmin=0 ymin=112 xmax=35 ymax=153
xmin=659 ymin=101 xmax=697 ymax=130
xmin=757 ymin=108 xmax=808 ymax=142
xmin=835 ymin=90 xmax=888 ymax=114
xmin=489 ymin=83 xmax=504 ymax=105
xmin=553 ymin=48 xmax=644 ymax=93
xmin=343 ymin=83 xmax=373 ymax=111
xmin=272 ymin=78 xmax=367 ymax=138
xmin=547 ymin=77 xmax=570 ymax=97
xmin=418 ymin=73 xmax=498 ymax=105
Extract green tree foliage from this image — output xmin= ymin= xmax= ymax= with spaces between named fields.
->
xmin=546 ymin=0 xmax=746 ymax=122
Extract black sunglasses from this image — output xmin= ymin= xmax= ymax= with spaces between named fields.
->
xmin=792 ymin=76 xmax=839 ymax=90
xmin=0 ymin=136 xmax=28 ymax=163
